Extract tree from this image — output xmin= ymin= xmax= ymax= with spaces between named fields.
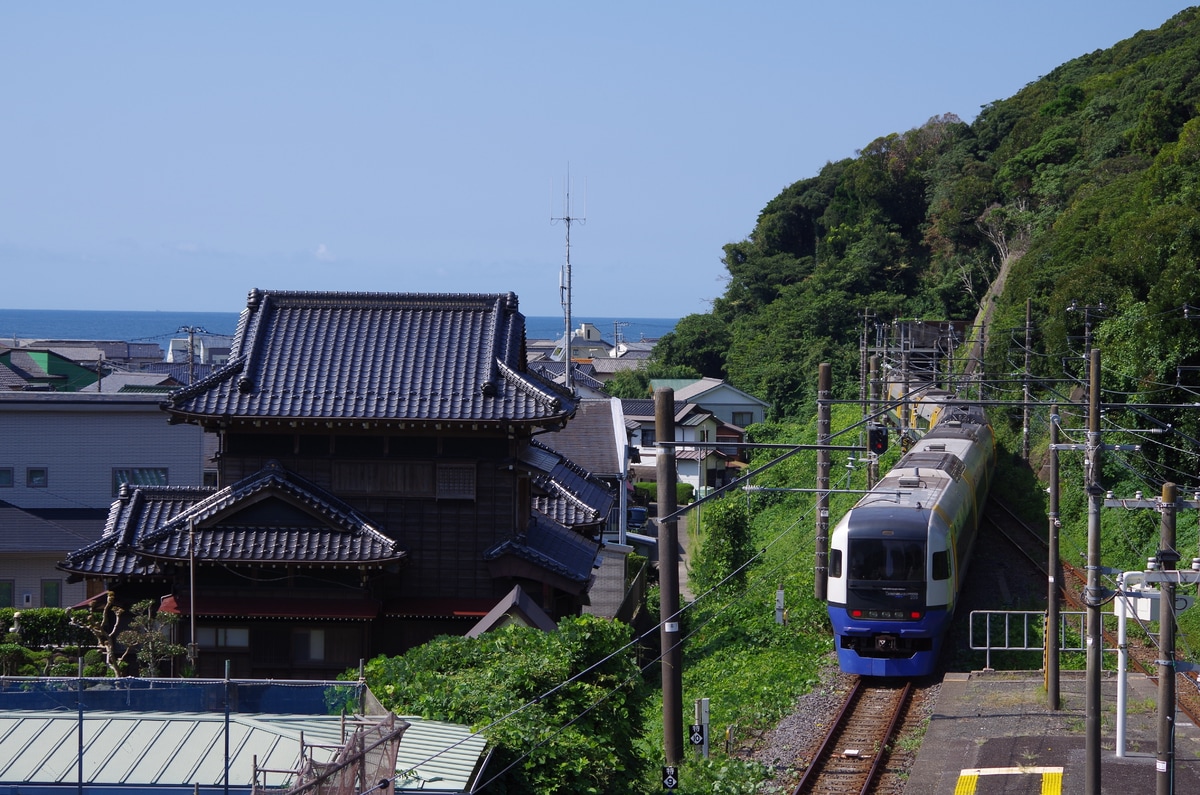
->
xmin=68 ymin=592 xmax=134 ymax=677
xmin=358 ymin=615 xmax=649 ymax=795
xmin=602 ymin=362 xmax=701 ymax=399
xmin=117 ymin=600 xmax=187 ymax=677
xmin=68 ymin=594 xmax=185 ymax=677
xmin=690 ymin=495 xmax=755 ymax=593
xmin=651 ymin=313 xmax=731 ymax=379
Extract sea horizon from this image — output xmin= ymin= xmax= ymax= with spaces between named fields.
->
xmin=0 ymin=307 xmax=678 ymax=348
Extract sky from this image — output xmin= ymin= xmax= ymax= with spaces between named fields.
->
xmin=1 ymin=2 xmax=1195 ymax=318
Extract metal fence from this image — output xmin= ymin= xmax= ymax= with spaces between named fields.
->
xmin=969 ymin=610 xmax=1091 ymax=670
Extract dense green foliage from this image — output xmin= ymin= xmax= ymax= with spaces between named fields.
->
xmin=654 ymin=7 xmax=1200 ymax=425
xmin=357 ymin=615 xmax=650 ymax=795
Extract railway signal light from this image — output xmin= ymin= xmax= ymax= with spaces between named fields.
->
xmin=868 ymin=424 xmax=888 ymax=455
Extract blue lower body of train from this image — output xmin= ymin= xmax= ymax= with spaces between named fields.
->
xmin=827 ymin=605 xmax=952 ymax=677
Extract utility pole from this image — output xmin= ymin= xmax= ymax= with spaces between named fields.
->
xmin=815 ymin=363 xmax=830 ymax=600
xmin=1084 ymin=348 xmax=1102 ymax=795
xmin=552 ymin=174 xmax=584 ymax=395
xmin=655 ymin=388 xmax=683 ymax=766
xmin=177 ymin=325 xmax=208 ymax=386
xmin=1047 ymin=405 xmax=1061 ymax=710
xmin=1023 ymin=299 xmax=1032 ymax=459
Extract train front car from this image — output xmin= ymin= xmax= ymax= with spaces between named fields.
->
xmin=827 ymin=405 xmax=994 ymax=676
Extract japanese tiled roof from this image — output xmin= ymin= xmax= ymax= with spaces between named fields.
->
xmin=620 ymin=398 xmax=691 ymax=421
xmin=59 ymin=463 xmax=405 ymax=579
xmin=483 ymin=512 xmax=599 ymax=586
xmin=522 ymin=439 xmax=614 ymax=528
xmin=527 ymin=361 xmax=606 ymax=392
xmin=166 ymin=290 xmax=574 ymax=428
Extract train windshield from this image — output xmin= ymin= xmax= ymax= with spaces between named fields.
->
xmin=848 ymin=538 xmax=925 ymax=582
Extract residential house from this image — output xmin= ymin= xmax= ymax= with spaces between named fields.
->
xmin=528 ymin=359 xmax=609 ymax=399
xmin=0 ymin=392 xmax=209 ymax=608
xmin=0 ymin=347 xmax=99 ymax=391
xmin=621 ymin=398 xmax=729 ymax=493
xmin=526 ymin=322 xmax=613 ymax=362
xmin=8 ymin=339 xmax=164 ymax=371
xmin=60 ymin=290 xmax=609 ymax=678
xmin=653 ymin=376 xmax=770 ymax=429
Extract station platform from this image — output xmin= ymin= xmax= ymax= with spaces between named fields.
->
xmin=906 ymin=670 xmax=1200 ymax=793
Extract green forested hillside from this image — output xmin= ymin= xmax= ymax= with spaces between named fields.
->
xmin=656 ymin=6 xmax=1200 ymax=430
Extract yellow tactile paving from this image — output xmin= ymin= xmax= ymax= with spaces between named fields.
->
xmin=954 ymin=766 xmax=1064 ymax=794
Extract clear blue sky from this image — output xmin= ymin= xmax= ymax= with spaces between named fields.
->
xmin=1 ymin=2 xmax=1193 ymax=318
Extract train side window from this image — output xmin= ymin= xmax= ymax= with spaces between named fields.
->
xmin=931 ymin=550 xmax=950 ymax=580
xmin=829 ymin=549 xmax=842 ymax=578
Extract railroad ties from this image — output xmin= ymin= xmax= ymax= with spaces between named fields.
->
xmin=792 ymin=678 xmax=913 ymax=795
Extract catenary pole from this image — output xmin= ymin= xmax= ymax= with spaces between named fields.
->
xmin=1047 ymin=405 xmax=1061 ymax=710
xmin=815 ymin=363 xmax=830 ymax=600
xmin=868 ymin=355 xmax=880 ymax=489
xmin=1158 ymin=482 xmax=1177 ymax=795
xmin=655 ymin=388 xmax=683 ymax=765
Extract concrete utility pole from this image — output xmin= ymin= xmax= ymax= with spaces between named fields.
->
xmin=655 ymin=388 xmax=683 ymax=766
xmin=177 ymin=325 xmax=208 ymax=386
xmin=815 ymin=363 xmax=830 ymax=600
xmin=1085 ymin=348 xmax=1102 ymax=795
xmin=1023 ymin=299 xmax=1032 ymax=459
xmin=1047 ymin=405 xmax=1061 ymax=710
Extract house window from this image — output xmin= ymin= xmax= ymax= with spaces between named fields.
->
xmin=27 ymin=468 xmax=48 ymax=488
xmin=41 ymin=580 xmax=61 ymax=608
xmin=197 ymin=627 xmax=250 ymax=648
xmin=112 ymin=467 xmax=169 ymax=496
xmin=203 ymin=470 xmax=218 ymax=488
xmin=436 ymin=463 xmax=476 ymax=500
xmin=0 ymin=581 xmax=13 ymax=608
xmin=732 ymin=411 xmax=754 ymax=428
xmin=0 ymin=468 xmax=12 ymax=488
xmin=640 ymin=427 xmax=656 ymax=447
xmin=293 ymin=629 xmax=326 ymax=662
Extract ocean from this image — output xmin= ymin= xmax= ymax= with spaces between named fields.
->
xmin=0 ymin=308 xmax=677 ymax=350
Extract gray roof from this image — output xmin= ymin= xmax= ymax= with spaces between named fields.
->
xmin=60 ymin=463 xmax=405 ymax=579
xmin=167 ymin=290 xmax=574 ymax=428
xmin=0 ymin=708 xmax=487 ymax=794
xmin=521 ymin=439 xmax=615 ymax=529
xmin=0 ymin=502 xmax=106 ymax=553
xmin=538 ymin=398 xmax=624 ymax=475
xmin=484 ymin=512 xmax=600 ymax=587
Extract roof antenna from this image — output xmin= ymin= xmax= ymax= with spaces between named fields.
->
xmin=551 ymin=167 xmax=585 ymax=395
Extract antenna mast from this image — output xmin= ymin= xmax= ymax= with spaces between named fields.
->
xmin=551 ymin=171 xmax=585 ymax=394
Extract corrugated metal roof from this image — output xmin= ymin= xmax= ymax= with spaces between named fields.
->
xmin=0 ymin=710 xmax=486 ymax=794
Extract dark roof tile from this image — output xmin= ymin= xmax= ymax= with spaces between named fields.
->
xmin=168 ymin=290 xmax=573 ymax=426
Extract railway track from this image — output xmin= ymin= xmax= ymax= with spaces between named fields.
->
xmin=790 ymin=678 xmax=912 ymax=795
xmin=984 ymin=497 xmax=1200 ymax=726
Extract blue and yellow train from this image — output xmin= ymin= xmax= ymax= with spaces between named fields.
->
xmin=826 ymin=396 xmax=995 ymax=676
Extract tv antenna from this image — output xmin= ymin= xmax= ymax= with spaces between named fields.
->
xmin=551 ymin=170 xmax=585 ymax=394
